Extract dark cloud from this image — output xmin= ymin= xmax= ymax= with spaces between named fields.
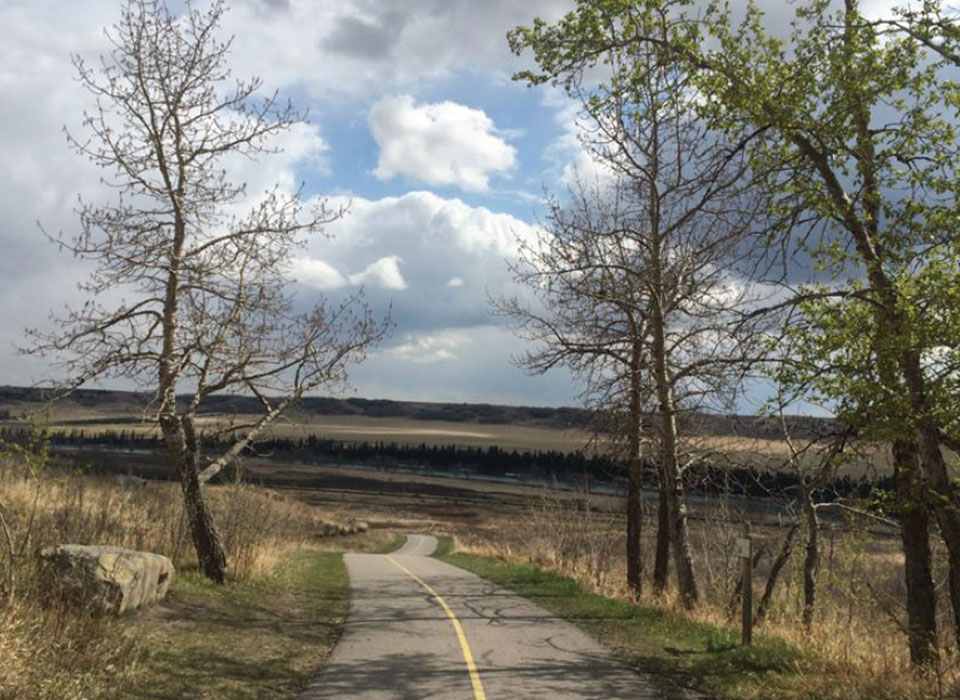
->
xmin=321 ymin=14 xmax=403 ymax=60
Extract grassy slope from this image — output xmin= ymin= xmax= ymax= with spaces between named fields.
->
xmin=119 ymin=550 xmax=348 ymax=699
xmin=435 ymin=540 xmax=809 ymax=700
xmin=117 ymin=533 xmax=403 ymax=700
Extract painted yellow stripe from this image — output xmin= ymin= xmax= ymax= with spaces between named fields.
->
xmin=386 ymin=555 xmax=487 ymax=700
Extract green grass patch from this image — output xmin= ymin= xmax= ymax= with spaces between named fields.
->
xmin=436 ymin=550 xmax=806 ymax=700
xmin=431 ymin=534 xmax=456 ymax=557
xmin=117 ymin=549 xmax=348 ymax=699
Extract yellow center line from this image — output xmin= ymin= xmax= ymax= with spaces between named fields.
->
xmin=385 ymin=555 xmax=487 ymax=700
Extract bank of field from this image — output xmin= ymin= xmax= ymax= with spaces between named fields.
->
xmin=0 ymin=456 xmax=396 ymax=699
xmin=17 ymin=408 xmax=892 ymax=480
xmin=0 ymin=388 xmax=899 ymax=478
xmin=43 ymin=412 xmax=596 ymax=452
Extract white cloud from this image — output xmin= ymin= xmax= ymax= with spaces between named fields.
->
xmin=220 ymin=0 xmax=573 ymax=100
xmin=370 ymin=95 xmax=517 ymax=192
xmin=291 ymin=191 xmax=540 ymax=343
xmin=288 ymin=257 xmax=347 ymax=290
xmin=386 ymin=330 xmax=470 ymax=364
xmin=352 ymin=324 xmax=577 ymax=405
xmin=0 ymin=0 xmax=579 ymax=406
xmin=290 ymin=255 xmax=408 ymax=291
xmin=348 ymin=255 xmax=408 ymax=290
xmin=311 ymin=189 xmax=537 ymax=271
xmin=447 ymin=277 xmax=464 ymax=288
xmin=539 ymin=88 xmax=619 ymax=191
xmin=223 ymin=121 xmax=329 ymax=197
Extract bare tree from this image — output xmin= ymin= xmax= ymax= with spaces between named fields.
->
xmin=505 ymin=8 xmax=777 ymax=607
xmin=761 ymin=395 xmax=854 ymax=631
xmin=498 ymin=40 xmax=769 ymax=606
xmin=27 ymin=0 xmax=387 ymax=582
xmin=496 ymin=177 xmax=657 ymax=600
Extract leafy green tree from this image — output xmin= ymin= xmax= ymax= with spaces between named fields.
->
xmin=510 ymin=0 xmax=960 ymax=665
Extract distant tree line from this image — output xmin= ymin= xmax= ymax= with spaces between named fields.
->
xmin=0 ymin=425 xmax=892 ymax=503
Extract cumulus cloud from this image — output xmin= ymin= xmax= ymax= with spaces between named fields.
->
xmin=348 ymin=255 xmax=408 ymax=290
xmin=0 ymin=0 xmax=578 ymax=403
xmin=221 ymin=0 xmax=572 ymax=100
xmin=370 ymin=95 xmax=517 ymax=192
xmin=352 ymin=323 xmax=577 ymax=404
xmin=290 ymin=255 xmax=408 ymax=291
xmin=287 ymin=191 xmax=540 ymax=344
xmin=538 ymin=88 xmax=619 ymax=192
xmin=385 ymin=330 xmax=470 ymax=364
xmin=288 ymin=257 xmax=347 ymax=290
xmin=308 ymin=189 xmax=535 ymax=276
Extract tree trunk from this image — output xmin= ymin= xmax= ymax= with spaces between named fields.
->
xmin=840 ymin=263 xmax=950 ymax=656
xmin=626 ymin=353 xmax=644 ymax=599
xmin=756 ymin=521 xmax=798 ymax=624
xmin=180 ymin=455 xmax=227 ymax=583
xmin=919 ymin=434 xmax=960 ymax=650
xmin=161 ymin=414 xmax=227 ymax=583
xmin=651 ymin=315 xmax=697 ymax=607
xmin=900 ymin=351 xmax=960 ymax=650
xmin=892 ymin=438 xmax=938 ymax=666
xmin=658 ymin=396 xmax=698 ymax=608
xmin=801 ymin=488 xmax=819 ymax=631
xmin=653 ymin=477 xmax=670 ymax=595
xmin=626 ymin=459 xmax=643 ymax=599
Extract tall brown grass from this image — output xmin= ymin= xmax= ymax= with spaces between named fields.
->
xmin=0 ymin=452 xmax=350 ymax=699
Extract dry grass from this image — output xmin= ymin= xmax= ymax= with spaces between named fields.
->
xmin=0 ymin=599 xmax=138 ymax=699
xmin=0 ymin=452 xmax=361 ymax=700
xmin=35 ymin=407 xmax=897 ymax=477
xmin=260 ymin=461 xmax=959 ymax=697
xmin=42 ymin=412 xmax=596 ymax=453
xmin=446 ymin=491 xmax=960 ymax=699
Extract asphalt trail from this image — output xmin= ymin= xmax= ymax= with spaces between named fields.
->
xmin=300 ymin=534 xmax=658 ymax=699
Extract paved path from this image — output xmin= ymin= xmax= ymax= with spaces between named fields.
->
xmin=300 ymin=534 xmax=658 ymax=699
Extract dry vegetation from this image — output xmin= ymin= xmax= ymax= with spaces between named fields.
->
xmin=0 ymin=447 xmax=366 ymax=699
xmin=289 ymin=463 xmax=959 ymax=699
xmin=2 ymin=415 xmax=954 ymax=698
xmin=449 ymin=492 xmax=960 ymax=699
xmin=31 ymin=409 xmax=895 ymax=478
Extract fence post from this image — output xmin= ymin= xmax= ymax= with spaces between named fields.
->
xmin=739 ymin=522 xmax=753 ymax=646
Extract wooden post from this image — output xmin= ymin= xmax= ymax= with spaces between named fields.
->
xmin=739 ymin=522 xmax=753 ymax=646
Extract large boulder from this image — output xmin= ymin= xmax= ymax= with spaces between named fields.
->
xmin=40 ymin=544 xmax=174 ymax=615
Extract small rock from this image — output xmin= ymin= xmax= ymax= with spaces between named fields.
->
xmin=40 ymin=544 xmax=174 ymax=615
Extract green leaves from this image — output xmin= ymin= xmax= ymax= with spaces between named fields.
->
xmin=509 ymin=0 xmax=960 ymax=439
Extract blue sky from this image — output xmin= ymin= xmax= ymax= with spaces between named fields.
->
xmin=0 ymin=0 xmax=896 ymax=409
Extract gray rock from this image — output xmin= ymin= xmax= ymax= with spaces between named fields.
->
xmin=40 ymin=544 xmax=174 ymax=615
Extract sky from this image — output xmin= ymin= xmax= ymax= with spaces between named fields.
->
xmin=0 ymin=0 xmax=898 ymax=409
